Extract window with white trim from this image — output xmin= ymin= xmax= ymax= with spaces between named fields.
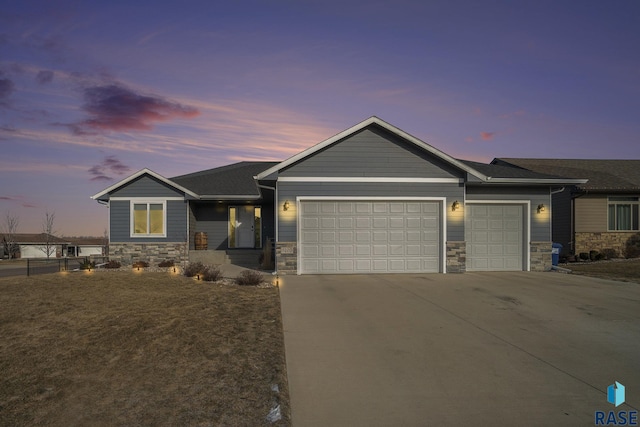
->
xmin=608 ymin=196 xmax=639 ymax=231
xmin=132 ymin=201 xmax=166 ymax=236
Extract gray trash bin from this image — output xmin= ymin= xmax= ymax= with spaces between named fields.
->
xmin=552 ymin=243 xmax=563 ymax=266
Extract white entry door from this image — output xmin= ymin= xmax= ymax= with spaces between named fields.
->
xmin=229 ymin=206 xmax=259 ymax=248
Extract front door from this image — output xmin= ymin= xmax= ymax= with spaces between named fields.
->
xmin=229 ymin=206 xmax=261 ymax=248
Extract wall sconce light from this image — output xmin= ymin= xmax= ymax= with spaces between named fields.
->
xmin=283 ymin=200 xmax=290 ymax=211
xmin=537 ymin=203 xmax=546 ymax=213
xmin=451 ymin=200 xmax=460 ymax=211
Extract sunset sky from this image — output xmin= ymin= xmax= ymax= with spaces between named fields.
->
xmin=1 ymin=0 xmax=639 ymax=236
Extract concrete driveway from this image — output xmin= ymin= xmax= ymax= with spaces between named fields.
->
xmin=279 ymin=272 xmax=640 ymax=426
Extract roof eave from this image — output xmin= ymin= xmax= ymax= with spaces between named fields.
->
xmin=198 ymin=195 xmax=263 ymax=201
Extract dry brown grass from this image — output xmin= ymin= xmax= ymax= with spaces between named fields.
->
xmin=568 ymin=258 xmax=640 ymax=284
xmin=0 ymin=271 xmax=290 ymax=426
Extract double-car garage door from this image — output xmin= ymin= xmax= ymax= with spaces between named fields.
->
xmin=299 ymin=200 xmax=441 ymax=274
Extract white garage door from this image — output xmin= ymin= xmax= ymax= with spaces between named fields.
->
xmin=299 ymin=200 xmax=441 ymax=274
xmin=466 ymin=204 xmax=524 ymax=271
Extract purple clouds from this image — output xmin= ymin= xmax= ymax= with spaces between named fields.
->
xmin=88 ymin=155 xmax=131 ymax=181
xmin=71 ymin=84 xmax=200 ymax=135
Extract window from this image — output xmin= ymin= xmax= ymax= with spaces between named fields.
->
xmin=608 ymin=197 xmax=639 ymax=231
xmin=132 ymin=202 xmax=165 ymax=236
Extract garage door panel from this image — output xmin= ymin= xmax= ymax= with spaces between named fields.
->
xmin=303 ymin=231 xmax=319 ymax=243
xmin=339 ymin=231 xmax=353 ymax=242
xmin=321 ymin=232 xmax=336 ymax=242
xmin=467 ymin=204 xmax=523 ymax=272
xmin=339 ymin=218 xmax=353 ymax=228
xmin=321 ymin=218 xmax=336 ymax=228
xmin=300 ymin=200 xmax=441 ymax=274
xmin=356 ymin=203 xmax=371 ymax=213
xmin=321 ymin=245 xmax=336 ymax=256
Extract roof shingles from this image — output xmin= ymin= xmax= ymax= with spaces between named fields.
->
xmin=494 ymin=159 xmax=640 ymax=191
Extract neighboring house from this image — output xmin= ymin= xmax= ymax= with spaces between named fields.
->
xmin=493 ymin=159 xmax=640 ymax=257
xmin=66 ymin=237 xmax=107 ymax=257
xmin=1 ymin=233 xmax=70 ymax=259
xmin=92 ymin=116 xmax=585 ymax=274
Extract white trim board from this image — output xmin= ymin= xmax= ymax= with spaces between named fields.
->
xmin=278 ymin=177 xmax=463 ymax=183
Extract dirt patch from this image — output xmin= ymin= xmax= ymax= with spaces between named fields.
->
xmin=0 ymin=272 xmax=290 ymax=426
xmin=567 ymin=258 xmax=640 ymax=284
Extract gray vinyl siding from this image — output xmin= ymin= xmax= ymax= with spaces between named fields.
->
xmin=110 ymin=175 xmax=185 ymax=198
xmin=280 ymin=127 xmax=464 ymax=179
xmin=575 ymin=195 xmax=607 ymax=232
xmin=277 ymin=181 xmax=464 ymax=242
xmin=191 ymin=202 xmax=229 ymax=249
xmin=551 ymin=187 xmax=572 ymax=252
xmin=110 ymin=200 xmax=187 ymax=243
xmin=465 ymin=186 xmax=551 ymax=241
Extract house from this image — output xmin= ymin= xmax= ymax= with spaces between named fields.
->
xmin=1 ymin=233 xmax=70 ymax=259
xmin=65 ymin=237 xmax=107 ymax=257
xmin=493 ymin=159 xmax=640 ymax=257
xmin=92 ymin=116 xmax=586 ymax=274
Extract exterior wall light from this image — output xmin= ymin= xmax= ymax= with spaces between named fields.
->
xmin=451 ymin=200 xmax=460 ymax=211
xmin=283 ymin=201 xmax=290 ymax=211
xmin=537 ymin=203 xmax=546 ymax=213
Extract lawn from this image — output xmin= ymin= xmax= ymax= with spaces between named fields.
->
xmin=567 ymin=258 xmax=640 ymax=283
xmin=0 ymin=271 xmax=290 ymax=426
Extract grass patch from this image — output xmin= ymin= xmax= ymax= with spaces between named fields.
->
xmin=569 ymin=259 xmax=640 ymax=284
xmin=0 ymin=272 xmax=290 ymax=426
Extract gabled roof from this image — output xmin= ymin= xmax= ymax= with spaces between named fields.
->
xmin=3 ymin=233 xmax=70 ymax=244
xmin=256 ymin=116 xmax=488 ymax=181
xmin=494 ymin=159 xmax=639 ymax=191
xmin=91 ymin=168 xmax=199 ymax=200
xmin=255 ymin=116 xmax=587 ymax=185
xmin=171 ymin=161 xmax=278 ymax=199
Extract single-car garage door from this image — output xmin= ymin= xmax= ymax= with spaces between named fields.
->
xmin=466 ymin=204 xmax=524 ymax=271
xmin=299 ymin=200 xmax=441 ymax=274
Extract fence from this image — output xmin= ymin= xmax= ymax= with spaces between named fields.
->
xmin=0 ymin=256 xmax=110 ymax=278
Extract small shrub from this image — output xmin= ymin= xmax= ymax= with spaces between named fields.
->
xmin=235 ymin=270 xmax=264 ymax=286
xmin=601 ymin=248 xmax=619 ymax=260
xmin=104 ymin=260 xmax=121 ymax=269
xmin=184 ymin=261 xmax=205 ymax=278
xmin=158 ymin=259 xmax=175 ymax=268
xmin=589 ymin=250 xmax=600 ymax=261
xmin=78 ymin=258 xmax=96 ymax=270
xmin=202 ymin=265 xmax=223 ymax=282
xmin=132 ymin=260 xmax=149 ymax=269
xmin=579 ymin=252 xmax=590 ymax=261
xmin=625 ymin=233 xmax=640 ymax=259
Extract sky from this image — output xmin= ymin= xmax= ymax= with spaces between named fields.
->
xmin=1 ymin=0 xmax=639 ymax=236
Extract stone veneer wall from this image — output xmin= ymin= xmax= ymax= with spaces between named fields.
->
xmin=575 ymin=232 xmax=635 ymax=257
xmin=110 ymin=242 xmax=188 ymax=266
xmin=276 ymin=242 xmax=297 ymax=275
xmin=530 ymin=241 xmax=552 ymax=272
xmin=446 ymin=241 xmax=466 ymax=273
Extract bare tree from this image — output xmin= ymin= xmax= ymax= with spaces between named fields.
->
xmin=40 ymin=210 xmax=58 ymax=259
xmin=2 ymin=211 xmax=20 ymax=259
